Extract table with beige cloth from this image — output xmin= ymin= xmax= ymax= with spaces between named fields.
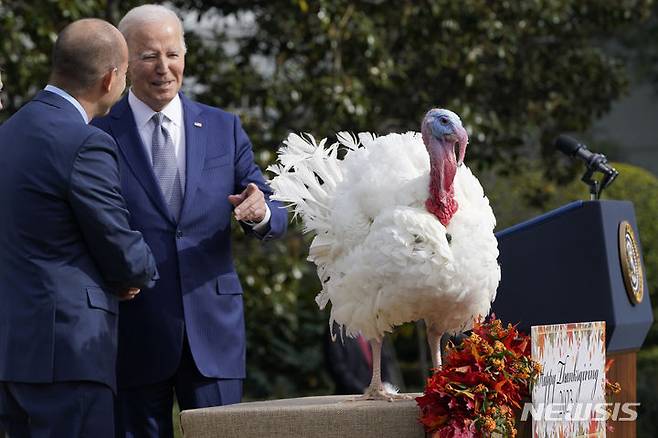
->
xmin=180 ymin=394 xmax=426 ymax=438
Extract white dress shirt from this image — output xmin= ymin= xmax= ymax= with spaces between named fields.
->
xmin=127 ymin=89 xmax=270 ymax=230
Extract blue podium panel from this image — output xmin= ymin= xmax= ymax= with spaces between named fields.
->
xmin=492 ymin=200 xmax=653 ymax=353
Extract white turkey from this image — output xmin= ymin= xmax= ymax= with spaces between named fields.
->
xmin=268 ymin=109 xmax=500 ymax=400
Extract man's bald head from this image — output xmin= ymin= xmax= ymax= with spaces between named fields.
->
xmin=51 ymin=18 xmax=127 ymax=94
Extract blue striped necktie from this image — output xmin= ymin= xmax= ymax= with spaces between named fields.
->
xmin=151 ymin=112 xmax=182 ymax=221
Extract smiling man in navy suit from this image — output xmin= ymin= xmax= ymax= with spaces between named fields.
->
xmin=92 ymin=5 xmax=287 ymax=437
xmin=0 ymin=19 xmax=158 ymax=438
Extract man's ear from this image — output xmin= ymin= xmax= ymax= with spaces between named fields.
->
xmin=100 ymin=68 xmax=116 ymax=93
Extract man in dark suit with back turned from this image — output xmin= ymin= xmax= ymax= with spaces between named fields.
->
xmin=0 ymin=19 xmax=158 ymax=438
xmin=92 ymin=4 xmax=287 ymax=437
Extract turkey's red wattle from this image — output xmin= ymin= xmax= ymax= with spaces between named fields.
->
xmin=426 ymin=145 xmax=458 ymax=227
xmin=426 ymin=189 xmax=457 ymax=227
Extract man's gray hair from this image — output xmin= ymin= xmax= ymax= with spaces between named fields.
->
xmin=118 ymin=4 xmax=187 ymax=53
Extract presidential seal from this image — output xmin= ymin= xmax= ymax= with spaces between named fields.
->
xmin=618 ymin=221 xmax=644 ymax=305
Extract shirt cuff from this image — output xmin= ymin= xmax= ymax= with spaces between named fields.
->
xmin=245 ymin=203 xmax=271 ymax=233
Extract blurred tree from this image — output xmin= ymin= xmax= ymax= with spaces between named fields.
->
xmin=174 ymin=0 xmax=652 ymax=172
xmin=0 ymin=0 xmax=141 ymax=115
xmin=623 ymin=0 xmax=658 ymax=90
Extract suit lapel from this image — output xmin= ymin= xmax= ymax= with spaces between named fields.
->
xmin=180 ymin=95 xmax=208 ymax=220
xmin=109 ymin=96 xmax=175 ymax=224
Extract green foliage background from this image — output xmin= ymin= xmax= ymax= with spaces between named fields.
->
xmin=1 ymin=0 xmax=657 ymax=433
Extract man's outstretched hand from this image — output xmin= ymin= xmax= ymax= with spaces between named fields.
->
xmin=228 ymin=183 xmax=266 ymax=223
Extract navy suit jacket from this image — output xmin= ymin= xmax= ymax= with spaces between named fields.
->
xmin=92 ymin=93 xmax=287 ymax=388
xmin=0 ymin=91 xmax=158 ymax=391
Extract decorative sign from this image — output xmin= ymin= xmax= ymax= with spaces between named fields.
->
xmin=618 ymin=220 xmax=644 ymax=305
xmin=530 ymin=321 xmax=606 ymax=438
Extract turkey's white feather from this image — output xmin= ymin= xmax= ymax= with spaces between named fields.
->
xmin=268 ymin=130 xmax=500 ymax=341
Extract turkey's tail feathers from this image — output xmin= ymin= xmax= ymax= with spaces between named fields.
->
xmin=269 ymin=132 xmax=375 ymax=313
xmin=267 ymin=133 xmax=346 ymax=235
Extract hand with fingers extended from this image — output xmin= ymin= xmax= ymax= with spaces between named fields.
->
xmin=228 ymin=183 xmax=267 ymax=223
xmin=117 ymin=287 xmax=141 ymax=301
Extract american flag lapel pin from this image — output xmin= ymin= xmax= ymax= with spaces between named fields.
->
xmin=194 ymin=122 xmax=203 ymax=127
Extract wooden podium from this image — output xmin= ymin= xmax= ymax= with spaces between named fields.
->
xmin=492 ymin=200 xmax=653 ymax=438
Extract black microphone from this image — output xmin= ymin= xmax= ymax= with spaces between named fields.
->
xmin=554 ymin=135 xmax=618 ymax=188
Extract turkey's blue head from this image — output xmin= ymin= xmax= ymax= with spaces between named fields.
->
xmin=421 ymin=108 xmax=468 ymax=166
xmin=421 ymin=108 xmax=469 ymax=227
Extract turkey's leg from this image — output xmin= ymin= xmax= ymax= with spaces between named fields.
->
xmin=426 ymin=323 xmax=443 ymax=370
xmin=351 ymin=338 xmax=411 ymax=401
xmin=369 ymin=338 xmax=384 ymax=392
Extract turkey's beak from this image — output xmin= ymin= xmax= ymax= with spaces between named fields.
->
xmin=455 ymin=125 xmax=468 ymax=167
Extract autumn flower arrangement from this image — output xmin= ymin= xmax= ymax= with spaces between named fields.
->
xmin=416 ymin=317 xmax=541 ymax=438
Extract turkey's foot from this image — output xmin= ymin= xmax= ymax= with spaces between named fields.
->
xmin=349 ymin=385 xmax=412 ymax=402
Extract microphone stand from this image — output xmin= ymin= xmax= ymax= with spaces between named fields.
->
xmin=581 ymin=167 xmax=599 ymax=200
xmin=580 ymin=154 xmax=618 ymax=200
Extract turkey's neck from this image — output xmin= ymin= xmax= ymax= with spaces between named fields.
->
xmin=426 ymin=143 xmax=458 ymax=227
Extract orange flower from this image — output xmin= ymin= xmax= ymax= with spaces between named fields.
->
xmin=469 ymin=333 xmax=483 ymax=344
xmin=482 ymin=416 xmax=496 ymax=432
xmin=490 ymin=358 xmax=504 ymax=370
